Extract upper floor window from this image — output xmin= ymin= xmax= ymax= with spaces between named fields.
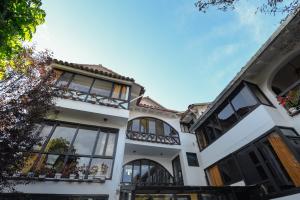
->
xmin=126 ymin=117 xmax=180 ymax=145
xmin=20 ymin=121 xmax=118 ymax=181
xmin=272 ymin=55 xmax=300 ymax=116
xmin=195 ymin=82 xmax=272 ymax=151
xmin=186 ymin=152 xmax=199 ymax=167
xmin=54 ymin=70 xmax=130 ymax=109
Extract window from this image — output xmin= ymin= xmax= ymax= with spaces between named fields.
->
xmin=231 ymin=87 xmax=257 ymax=118
xmin=218 ymin=157 xmax=242 ymax=185
xmin=90 ymin=79 xmax=112 ymax=97
xmin=217 ymin=103 xmax=237 ymax=131
xmin=54 ymin=71 xmax=131 ymax=109
xmin=195 ymin=82 xmax=272 ymax=151
xmin=21 ymin=121 xmax=118 ymax=180
xmin=126 ymin=117 xmax=180 ymax=145
xmin=121 ymin=159 xmax=173 ymax=185
xmin=186 ymin=152 xmax=199 ymax=167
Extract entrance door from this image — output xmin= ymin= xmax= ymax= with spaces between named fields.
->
xmin=172 ymin=156 xmax=183 ymax=185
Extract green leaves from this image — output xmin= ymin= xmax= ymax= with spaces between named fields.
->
xmin=0 ymin=0 xmax=46 ymax=79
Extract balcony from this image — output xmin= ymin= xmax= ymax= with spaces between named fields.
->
xmin=126 ymin=130 xmax=180 ymax=145
xmin=126 ymin=117 xmax=180 ymax=145
xmin=277 ymin=80 xmax=300 ymax=116
xmin=55 ymin=87 xmax=129 ymax=109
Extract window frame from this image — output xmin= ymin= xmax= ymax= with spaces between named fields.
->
xmin=186 ymin=152 xmax=199 ymax=167
xmin=21 ymin=120 xmax=119 ymax=181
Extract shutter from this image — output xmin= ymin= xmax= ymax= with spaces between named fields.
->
xmin=268 ymin=133 xmax=300 ymax=187
xmin=208 ymin=165 xmax=224 ymax=186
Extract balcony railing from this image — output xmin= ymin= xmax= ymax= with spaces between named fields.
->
xmin=54 ymin=87 xmax=129 ymax=109
xmin=126 ymin=130 xmax=180 ymax=145
xmin=277 ymin=80 xmax=300 ymax=116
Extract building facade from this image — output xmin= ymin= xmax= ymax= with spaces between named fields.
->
xmin=2 ymin=10 xmax=300 ymax=200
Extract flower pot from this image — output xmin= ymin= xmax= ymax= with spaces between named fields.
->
xmin=289 ymin=107 xmax=298 ymax=114
xmin=54 ymin=173 xmax=62 ymax=179
xmin=88 ymin=175 xmax=94 ymax=180
xmin=27 ymin=172 xmax=35 ymax=178
xmin=38 ymin=174 xmax=46 ymax=179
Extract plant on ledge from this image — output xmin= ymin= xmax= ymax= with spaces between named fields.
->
xmin=277 ymin=88 xmax=300 ymax=115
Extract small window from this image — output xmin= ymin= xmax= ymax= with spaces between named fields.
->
xmin=186 ymin=152 xmax=199 ymax=167
xmin=72 ymin=127 xmax=98 ymax=155
xmin=248 ymin=84 xmax=271 ymax=106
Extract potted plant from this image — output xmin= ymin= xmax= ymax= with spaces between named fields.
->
xmin=278 ymin=89 xmax=300 ymax=114
xmin=88 ymin=165 xmax=98 ymax=180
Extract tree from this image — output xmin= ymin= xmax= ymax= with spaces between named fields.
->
xmin=0 ymin=0 xmax=46 ymax=79
xmin=0 ymin=47 xmax=57 ymax=190
xmin=195 ymin=0 xmax=300 ymax=16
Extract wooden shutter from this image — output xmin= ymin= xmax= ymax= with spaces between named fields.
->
xmin=207 ymin=165 xmax=224 ymax=186
xmin=268 ymin=133 xmax=300 ymax=187
xmin=52 ymin=69 xmax=63 ymax=84
xmin=112 ymin=84 xmax=121 ymax=99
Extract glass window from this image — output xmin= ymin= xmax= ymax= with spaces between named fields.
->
xmin=164 ymin=123 xmax=172 ymax=136
xmin=155 ymin=120 xmax=164 ymax=136
xmin=94 ymin=132 xmax=108 ymax=156
xmin=122 ymin=164 xmax=132 ymax=182
xmin=186 ymin=152 xmax=199 ymax=167
xmin=148 ymin=120 xmax=156 ymax=134
xmin=35 ymin=154 xmax=65 ymax=178
xmin=89 ymin=158 xmax=113 ymax=178
xmin=133 ymin=160 xmax=140 ymax=183
xmin=218 ymin=157 xmax=242 ymax=185
xmin=120 ymin=86 xmax=129 ymax=100
xmin=45 ymin=124 xmax=77 ymax=154
xmin=281 ymin=128 xmax=298 ymax=137
xmin=90 ymin=79 xmax=112 ymax=97
xmin=141 ymin=160 xmax=149 ymax=182
xmin=21 ymin=153 xmax=40 ymax=175
xmin=104 ymin=133 xmax=116 ymax=156
xmin=112 ymin=84 xmax=121 ymax=99
xmin=68 ymin=74 xmax=93 ymax=93
xmin=231 ymin=87 xmax=257 ymax=118
xmin=248 ymin=84 xmax=271 ymax=105
xmin=62 ymin=156 xmax=90 ymax=178
xmin=56 ymin=72 xmax=72 ymax=88
xmin=140 ymin=118 xmax=147 ymax=133
xmin=217 ymin=103 xmax=237 ymax=131
xmin=72 ymin=127 xmax=98 ymax=155
xmin=33 ymin=124 xmax=53 ymax=151
xmin=131 ymin=119 xmax=140 ymax=132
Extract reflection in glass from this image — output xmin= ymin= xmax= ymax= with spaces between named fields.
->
xmin=21 ymin=153 xmax=39 ymax=175
xmin=122 ymin=164 xmax=132 ymax=182
xmin=133 ymin=161 xmax=140 ymax=183
xmin=68 ymin=74 xmax=93 ymax=93
xmin=56 ymin=72 xmax=72 ymax=88
xmin=131 ymin=119 xmax=140 ymax=132
xmin=45 ymin=124 xmax=76 ymax=154
xmin=89 ymin=159 xmax=112 ymax=178
xmin=120 ymin=86 xmax=129 ymax=100
xmin=231 ymin=87 xmax=257 ymax=118
xmin=148 ymin=120 xmax=156 ymax=134
xmin=94 ymin=132 xmax=107 ymax=156
xmin=105 ymin=134 xmax=116 ymax=156
xmin=35 ymin=154 xmax=65 ymax=178
xmin=62 ymin=156 xmax=90 ymax=178
xmin=217 ymin=104 xmax=237 ymax=131
xmin=33 ymin=124 xmax=52 ymax=151
xmin=90 ymin=79 xmax=112 ymax=97
xmin=72 ymin=128 xmax=98 ymax=155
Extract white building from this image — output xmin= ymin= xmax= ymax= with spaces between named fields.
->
xmin=2 ymin=10 xmax=300 ymax=200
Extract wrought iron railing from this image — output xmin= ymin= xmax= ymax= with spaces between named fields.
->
xmin=54 ymin=87 xmax=129 ymax=109
xmin=277 ymin=80 xmax=300 ymax=116
xmin=126 ymin=130 xmax=180 ymax=145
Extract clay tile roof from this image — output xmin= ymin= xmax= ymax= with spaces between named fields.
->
xmin=51 ymin=59 xmax=135 ymax=82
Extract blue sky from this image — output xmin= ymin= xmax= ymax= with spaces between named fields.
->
xmin=32 ymin=0 xmax=284 ymax=111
